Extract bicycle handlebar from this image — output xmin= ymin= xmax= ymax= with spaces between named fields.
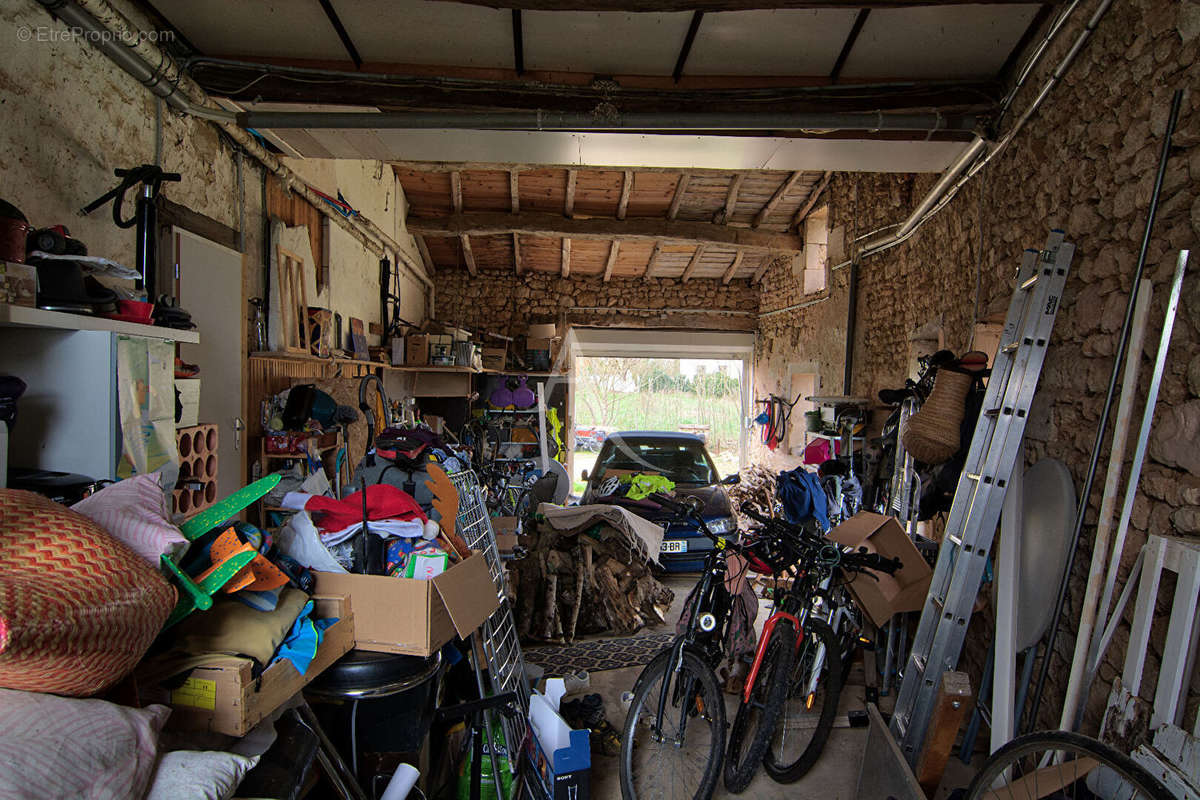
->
xmin=841 ymin=549 xmax=903 ymax=575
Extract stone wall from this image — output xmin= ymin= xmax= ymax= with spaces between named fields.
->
xmin=752 ymin=0 xmax=1200 ymax=733
xmin=434 ymin=269 xmax=759 ymax=335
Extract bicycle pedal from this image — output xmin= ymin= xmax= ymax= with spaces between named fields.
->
xmin=848 ymin=709 xmax=869 ymax=728
xmin=857 ymin=635 xmax=877 ymax=652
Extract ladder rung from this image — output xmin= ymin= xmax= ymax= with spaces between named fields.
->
xmin=965 ymin=473 xmax=981 ymax=481
xmin=948 ymin=535 xmax=963 ymax=547
xmin=1001 ymin=342 xmax=1019 ymax=354
xmin=1020 ymin=274 xmax=1039 ymax=290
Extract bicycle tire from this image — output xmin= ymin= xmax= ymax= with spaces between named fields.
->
xmin=620 ymin=648 xmax=726 ymax=800
xmin=724 ymin=619 xmax=797 ymax=793
xmin=963 ymin=730 xmax=1173 ymax=800
xmin=763 ymin=618 xmax=843 ymax=783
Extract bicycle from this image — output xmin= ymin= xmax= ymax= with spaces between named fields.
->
xmin=962 ymin=730 xmax=1172 ymax=799
xmin=724 ymin=505 xmax=901 ymax=791
xmin=618 ymin=493 xmax=806 ymax=800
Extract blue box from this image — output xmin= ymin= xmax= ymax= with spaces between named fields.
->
xmin=526 ymin=693 xmax=590 ymax=800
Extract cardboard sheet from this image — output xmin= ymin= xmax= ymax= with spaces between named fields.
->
xmin=537 ymin=503 xmax=664 ymax=564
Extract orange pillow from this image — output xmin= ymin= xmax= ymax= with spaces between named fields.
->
xmin=0 ymin=489 xmax=176 ymax=696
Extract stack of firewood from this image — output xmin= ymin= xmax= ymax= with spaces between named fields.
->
xmin=509 ymin=520 xmax=674 ymax=643
xmin=728 ymin=464 xmax=778 ymax=523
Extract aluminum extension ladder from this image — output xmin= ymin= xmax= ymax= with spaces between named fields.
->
xmin=890 ymin=230 xmax=1074 ymax=764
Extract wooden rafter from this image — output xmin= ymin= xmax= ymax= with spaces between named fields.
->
xmin=714 ymin=174 xmax=744 ymax=225
xmin=603 ymin=240 xmax=621 ymax=282
xmin=830 ymin=9 xmax=870 ymax=84
xmin=512 ymin=232 xmax=522 ymax=274
xmin=415 ymin=234 xmax=437 ymax=276
xmin=616 ymin=170 xmax=633 ymax=220
xmin=509 ymin=169 xmax=520 ymax=213
xmin=459 ymin=234 xmax=477 ymax=275
xmin=561 ymin=237 xmax=572 ymax=277
xmin=792 ymin=171 xmax=833 ymax=230
xmin=431 ymin=0 xmax=1052 ymax=8
xmin=752 ymin=171 xmax=803 ymax=228
xmin=681 ymin=244 xmax=706 ymax=282
xmin=667 ymin=173 xmax=691 ymax=220
xmin=450 ymin=170 xmax=463 ymax=213
xmin=643 ymin=240 xmax=663 ymax=278
xmin=565 ymin=169 xmax=577 ymax=217
xmin=721 ymin=250 xmax=745 ymax=284
xmin=407 ymin=210 xmax=803 ymax=252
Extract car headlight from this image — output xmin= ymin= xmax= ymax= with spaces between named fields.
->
xmin=707 ymin=517 xmax=735 ymax=535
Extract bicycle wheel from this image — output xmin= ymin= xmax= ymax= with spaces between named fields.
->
xmin=620 ymin=648 xmax=726 ymax=800
xmin=763 ymin=618 xmax=843 ymax=783
xmin=724 ymin=619 xmax=797 ymax=793
xmin=963 ymin=730 xmax=1173 ymax=800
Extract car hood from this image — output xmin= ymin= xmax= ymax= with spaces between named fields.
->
xmin=601 ymin=484 xmax=732 ymax=523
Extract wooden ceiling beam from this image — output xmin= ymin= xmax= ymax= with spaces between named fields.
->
xmin=460 ymin=234 xmax=477 ymax=275
xmin=713 ymin=174 xmax=744 ymax=225
xmin=603 ymin=240 xmax=621 ymax=282
xmin=561 ymin=238 xmax=572 ymax=277
xmin=509 ymin=169 xmax=520 ymax=213
xmin=450 ymin=170 xmax=463 ymax=213
xmin=642 ymin=240 xmax=663 ymax=279
xmin=752 ymin=170 xmax=803 ymax=228
xmin=667 ymin=173 xmax=691 ymax=220
xmin=512 ymin=232 xmax=522 ymax=274
xmin=616 ymin=170 xmax=633 ymax=220
xmin=415 ymin=234 xmax=437 ymax=276
xmin=564 ymin=169 xmax=577 ymax=217
xmin=431 ymin=0 xmax=1054 ymax=7
xmin=721 ymin=250 xmax=745 ymax=284
xmin=829 ymin=9 xmax=870 ymax=84
xmin=408 ymin=210 xmax=803 ymax=252
xmin=792 ymin=171 xmax=833 ymax=230
xmin=681 ymin=244 xmax=706 ymax=282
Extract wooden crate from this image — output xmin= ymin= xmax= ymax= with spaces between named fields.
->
xmin=153 ymin=595 xmax=354 ymax=737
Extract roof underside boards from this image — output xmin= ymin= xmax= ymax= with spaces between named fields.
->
xmin=396 ymin=164 xmax=814 ymax=281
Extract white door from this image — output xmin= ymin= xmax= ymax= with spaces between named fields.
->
xmin=174 ymin=228 xmax=244 ymax=501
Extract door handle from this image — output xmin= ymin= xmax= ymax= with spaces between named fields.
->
xmin=233 ymin=416 xmax=245 ymax=452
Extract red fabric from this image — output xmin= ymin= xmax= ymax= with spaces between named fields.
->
xmin=303 ymin=484 xmax=427 ymax=533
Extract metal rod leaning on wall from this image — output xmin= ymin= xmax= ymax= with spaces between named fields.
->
xmin=1082 ymin=249 xmax=1191 ymax=721
xmin=1026 ymin=87 xmax=1184 ymax=732
xmin=1056 ymin=278 xmax=1153 ymax=731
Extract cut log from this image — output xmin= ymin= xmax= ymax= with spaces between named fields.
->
xmin=596 ymin=563 xmax=643 ymax=635
xmin=538 ymin=571 xmax=559 ymax=641
xmin=568 ymin=556 xmax=585 ymax=641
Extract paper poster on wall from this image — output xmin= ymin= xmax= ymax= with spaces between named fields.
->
xmin=116 ymin=335 xmax=179 ymax=487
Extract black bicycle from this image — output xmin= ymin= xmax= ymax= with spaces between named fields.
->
xmin=618 ymin=493 xmax=805 ymax=800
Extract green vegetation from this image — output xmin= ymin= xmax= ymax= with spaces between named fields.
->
xmin=574 ymin=357 xmax=743 ymax=458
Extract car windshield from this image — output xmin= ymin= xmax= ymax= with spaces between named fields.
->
xmin=592 ymin=437 xmax=719 ymax=486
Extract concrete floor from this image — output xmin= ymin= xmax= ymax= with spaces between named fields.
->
xmin=552 ymin=574 xmax=921 ymax=800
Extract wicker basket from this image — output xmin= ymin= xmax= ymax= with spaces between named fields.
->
xmin=901 ymin=369 xmax=971 ymax=465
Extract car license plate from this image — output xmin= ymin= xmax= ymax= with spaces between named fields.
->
xmin=660 ymin=540 xmax=687 ymax=553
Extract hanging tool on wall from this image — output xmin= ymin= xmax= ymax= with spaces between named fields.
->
xmin=80 ymin=165 xmax=180 ymax=297
xmin=754 ymin=393 xmax=802 ymax=451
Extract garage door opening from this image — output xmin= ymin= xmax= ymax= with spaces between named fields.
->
xmin=572 ymin=356 xmax=745 ymax=492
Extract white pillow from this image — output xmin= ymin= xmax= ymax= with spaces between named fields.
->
xmin=145 ymin=750 xmax=260 ymax=800
xmin=0 ymin=688 xmax=169 ymax=800
xmin=71 ymin=474 xmax=188 ymax=565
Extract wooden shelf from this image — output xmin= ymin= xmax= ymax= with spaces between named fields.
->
xmin=0 ymin=303 xmax=200 ymax=343
xmin=249 ymin=351 xmax=382 ymax=369
xmin=388 ymin=364 xmax=477 ymax=374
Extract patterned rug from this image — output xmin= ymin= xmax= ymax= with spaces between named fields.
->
xmin=524 ymin=632 xmax=675 ymax=677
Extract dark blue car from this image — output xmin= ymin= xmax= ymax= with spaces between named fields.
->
xmin=581 ymin=431 xmax=739 ymax=572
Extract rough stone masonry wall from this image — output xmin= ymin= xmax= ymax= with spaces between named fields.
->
xmin=434 ymin=269 xmax=759 ymax=335
xmin=754 ymin=0 xmax=1200 ymax=734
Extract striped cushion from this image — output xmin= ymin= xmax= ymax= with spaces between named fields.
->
xmin=0 ymin=489 xmax=176 ymax=695
xmin=0 ymin=688 xmax=169 ymax=800
xmin=71 ymin=474 xmax=188 ymax=565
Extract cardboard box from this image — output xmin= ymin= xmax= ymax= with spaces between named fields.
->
xmin=0 ymin=262 xmax=37 ymax=307
xmin=492 ymin=516 xmax=520 ymax=553
xmin=391 ymin=337 xmax=405 ymax=366
xmin=482 ymin=346 xmax=507 ymax=372
xmin=826 ymin=512 xmax=934 ymax=628
xmin=405 ymin=333 xmax=429 ymax=366
xmin=147 ymin=595 xmax=355 ymax=737
xmin=314 ymin=551 xmax=499 ymax=656
xmin=527 ymin=324 xmax=558 ymax=340
xmin=527 ymin=692 xmax=591 ymax=800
